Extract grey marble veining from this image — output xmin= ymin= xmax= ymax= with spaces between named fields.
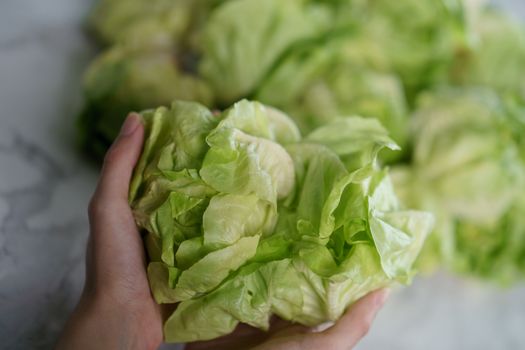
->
xmin=0 ymin=134 xmax=91 ymax=349
xmin=0 ymin=1 xmax=97 ymax=349
xmin=0 ymin=1 xmax=524 ymax=350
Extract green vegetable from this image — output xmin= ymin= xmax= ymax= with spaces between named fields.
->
xmin=89 ymin=0 xmax=201 ymax=49
xmin=448 ymin=8 xmax=525 ymax=167
xmin=256 ymin=35 xmax=409 ymax=161
xmin=312 ymin=0 xmax=474 ymax=99
xmin=77 ymin=47 xmax=213 ymax=159
xmin=450 ymin=9 xmax=525 ymax=100
xmin=89 ymin=0 xmax=190 ymax=48
xmin=392 ymin=88 xmax=525 ymax=282
xmin=130 ymin=100 xmax=432 ymax=342
xmin=199 ymin=0 xmax=327 ymax=104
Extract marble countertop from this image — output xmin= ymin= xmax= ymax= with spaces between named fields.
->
xmin=0 ymin=1 xmax=524 ymax=349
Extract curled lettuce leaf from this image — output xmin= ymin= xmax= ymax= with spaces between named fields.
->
xmin=130 ymin=100 xmax=432 ymax=342
xmin=305 ymin=117 xmax=401 ymax=171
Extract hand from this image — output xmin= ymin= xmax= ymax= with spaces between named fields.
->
xmin=56 ymin=114 xmax=163 ymax=350
xmin=57 ymin=113 xmax=388 ymax=350
xmin=186 ymin=288 xmax=389 ymax=350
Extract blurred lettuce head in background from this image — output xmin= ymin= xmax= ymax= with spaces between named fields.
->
xmin=450 ymin=9 xmax=525 ymax=99
xmin=89 ymin=0 xmax=222 ymax=50
xmin=90 ymin=0 xmax=193 ymax=49
xmin=324 ymin=0 xmax=479 ymax=98
xmin=129 ymin=100 xmax=433 ymax=342
xmin=78 ymin=46 xmax=213 ymax=158
xmin=392 ymin=88 xmax=525 ymax=282
xmin=198 ymin=0 xmax=328 ymax=104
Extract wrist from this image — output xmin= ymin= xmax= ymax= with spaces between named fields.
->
xmin=88 ymin=292 xmax=163 ymax=349
xmin=57 ymin=291 xmax=162 ymax=350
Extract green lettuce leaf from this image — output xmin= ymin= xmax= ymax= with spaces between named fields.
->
xmin=200 ymin=101 xmax=296 ymax=202
xmin=173 ymin=235 xmax=260 ymax=301
xmin=305 ymin=117 xmax=400 ymax=171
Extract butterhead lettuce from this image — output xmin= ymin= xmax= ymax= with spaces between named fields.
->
xmin=89 ymin=0 xmax=197 ymax=49
xmin=392 ymin=88 xmax=525 ymax=282
xmin=198 ymin=0 xmax=327 ymax=104
xmin=319 ymin=0 xmax=474 ymax=99
xmin=450 ymin=9 xmax=525 ymax=100
xmin=129 ymin=100 xmax=433 ymax=342
xmin=77 ymin=47 xmax=213 ymax=159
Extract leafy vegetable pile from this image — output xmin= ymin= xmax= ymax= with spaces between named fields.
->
xmin=129 ymin=100 xmax=433 ymax=342
xmin=80 ymin=0 xmax=525 ymax=328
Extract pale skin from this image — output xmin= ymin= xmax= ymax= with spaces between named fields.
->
xmin=56 ymin=114 xmax=389 ymax=350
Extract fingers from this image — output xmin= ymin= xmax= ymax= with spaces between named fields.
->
xmin=253 ymin=290 xmax=388 ymax=350
xmin=93 ymin=113 xmax=144 ymax=204
xmin=268 ymin=321 xmax=311 ymax=339
xmin=185 ymin=324 xmax=269 ymax=350
xmin=316 ymin=288 xmax=390 ymax=349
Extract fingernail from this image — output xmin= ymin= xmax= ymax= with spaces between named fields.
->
xmin=375 ymin=288 xmax=391 ymax=307
xmin=120 ymin=113 xmax=141 ymax=136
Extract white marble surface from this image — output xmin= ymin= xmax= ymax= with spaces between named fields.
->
xmin=0 ymin=1 xmax=524 ymax=349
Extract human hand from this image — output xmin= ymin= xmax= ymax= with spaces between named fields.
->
xmin=56 ymin=114 xmax=163 ymax=350
xmin=57 ymin=113 xmax=388 ymax=350
xmin=185 ymin=288 xmax=389 ymax=350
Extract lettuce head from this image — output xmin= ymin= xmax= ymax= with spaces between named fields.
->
xmin=129 ymin=100 xmax=433 ymax=342
xmin=450 ymin=9 xmax=525 ymax=100
xmin=198 ymin=0 xmax=328 ymax=104
xmin=89 ymin=0 xmax=201 ymax=49
xmin=332 ymin=0 xmax=475 ymax=99
xmin=77 ymin=47 xmax=213 ymax=158
xmin=392 ymin=88 xmax=525 ymax=282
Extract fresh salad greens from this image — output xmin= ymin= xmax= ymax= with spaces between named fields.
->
xmin=80 ymin=0 xmax=525 ymax=290
xmin=129 ymin=100 xmax=433 ymax=342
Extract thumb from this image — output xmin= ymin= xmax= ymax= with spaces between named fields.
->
xmin=296 ymin=289 xmax=389 ymax=350
xmin=321 ymin=288 xmax=390 ymax=349
xmin=94 ymin=113 xmax=144 ymax=204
